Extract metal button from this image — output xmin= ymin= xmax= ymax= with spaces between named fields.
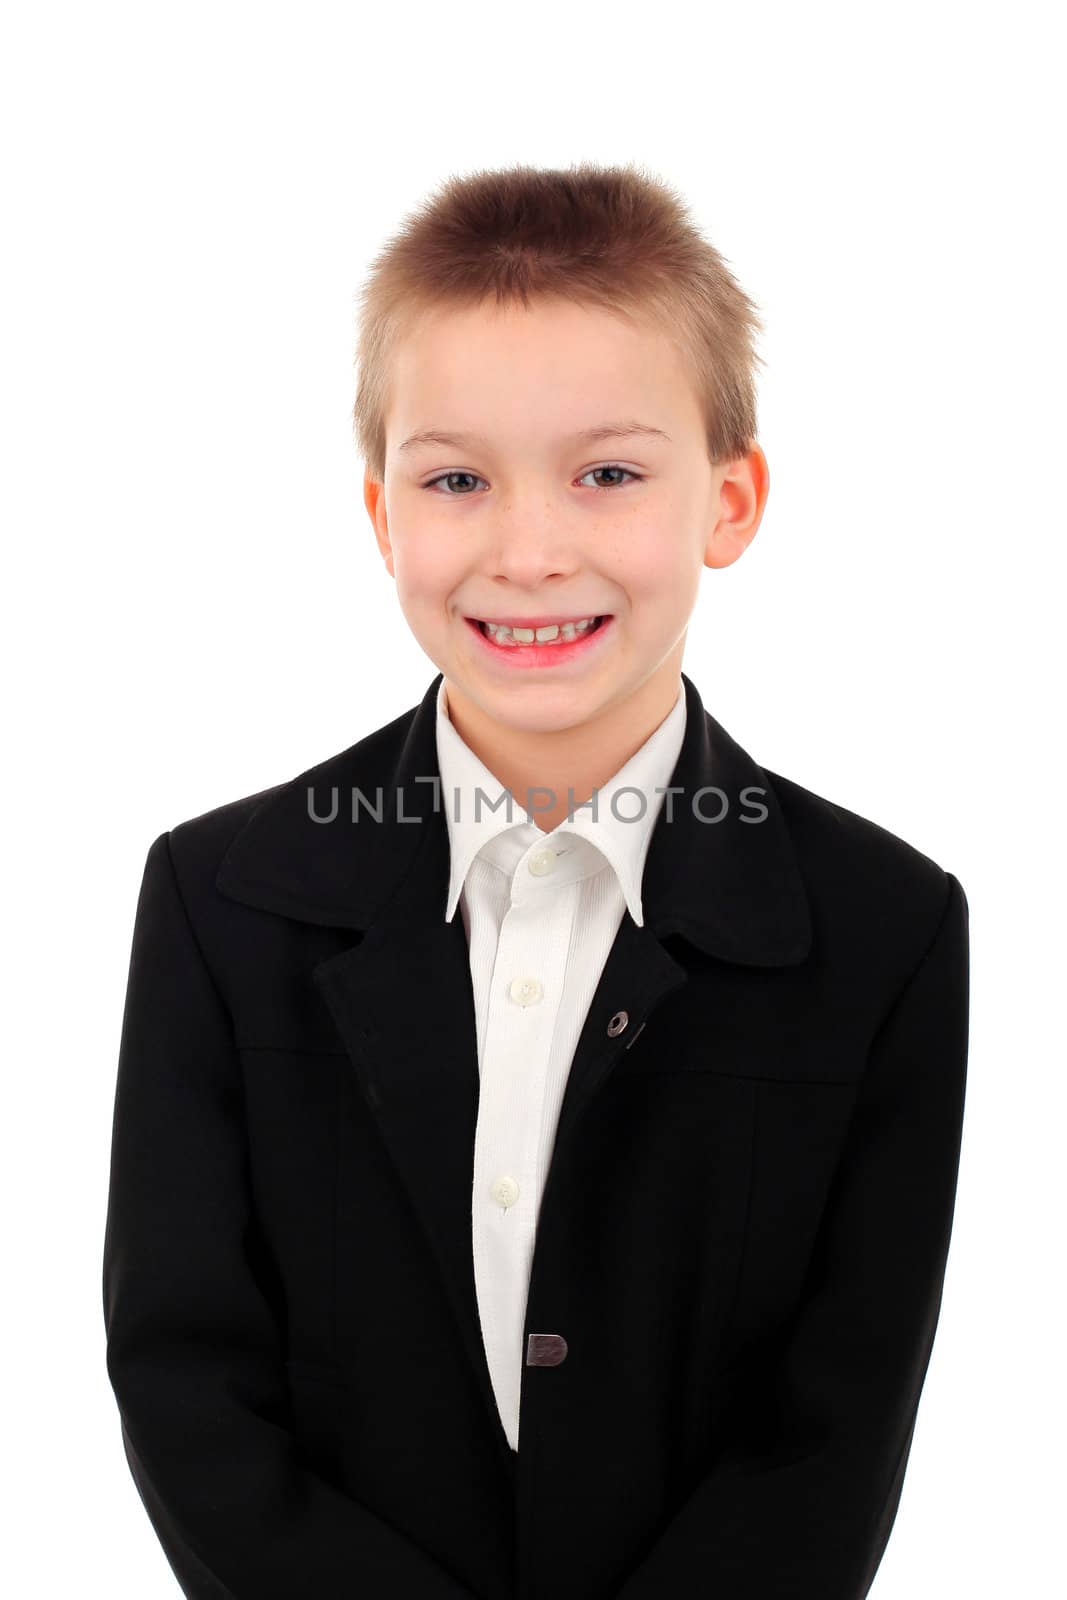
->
xmin=606 ymin=1009 xmax=629 ymax=1037
xmin=526 ymin=1333 xmax=568 ymax=1366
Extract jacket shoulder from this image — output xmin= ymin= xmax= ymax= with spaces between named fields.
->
xmin=767 ymin=765 xmax=956 ymax=882
xmin=162 ymin=701 xmax=417 ymax=910
xmin=165 ymin=780 xmax=286 ymax=886
xmin=764 ymin=766 xmax=966 ymax=979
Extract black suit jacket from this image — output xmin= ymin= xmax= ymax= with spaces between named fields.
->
xmin=102 ymin=670 xmax=969 ymax=1600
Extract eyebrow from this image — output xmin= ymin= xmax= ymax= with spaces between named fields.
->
xmin=396 ymin=420 xmax=672 ymax=455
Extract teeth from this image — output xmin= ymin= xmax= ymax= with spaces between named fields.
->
xmin=481 ymin=616 xmax=601 ymax=646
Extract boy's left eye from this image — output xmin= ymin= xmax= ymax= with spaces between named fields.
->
xmin=580 ymin=465 xmax=643 ymax=492
xmin=422 ymin=465 xmax=644 ymax=495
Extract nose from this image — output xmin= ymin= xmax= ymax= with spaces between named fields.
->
xmin=483 ymin=488 xmax=583 ymax=589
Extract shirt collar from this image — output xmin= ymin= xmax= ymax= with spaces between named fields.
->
xmin=434 ymin=677 xmax=687 ymax=927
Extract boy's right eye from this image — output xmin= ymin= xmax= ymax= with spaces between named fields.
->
xmin=423 ymin=471 xmax=486 ymax=495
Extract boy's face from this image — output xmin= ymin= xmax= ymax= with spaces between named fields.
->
xmin=366 ymin=296 xmax=767 ymax=739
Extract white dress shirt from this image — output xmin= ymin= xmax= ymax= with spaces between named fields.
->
xmin=434 ymin=676 xmax=687 ymax=1451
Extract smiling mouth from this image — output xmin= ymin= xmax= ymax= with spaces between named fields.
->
xmin=467 ymin=615 xmax=610 ymax=646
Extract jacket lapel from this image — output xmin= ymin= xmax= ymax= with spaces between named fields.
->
xmin=214 ymin=671 xmax=812 ymax=1452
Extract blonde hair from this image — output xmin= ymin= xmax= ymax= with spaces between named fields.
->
xmin=353 ymin=160 xmax=765 ymax=482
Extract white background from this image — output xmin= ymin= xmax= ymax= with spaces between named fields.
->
xmin=3 ymin=1 xmax=1063 ymax=1594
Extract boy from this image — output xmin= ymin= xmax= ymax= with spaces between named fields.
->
xmin=103 ymin=162 xmax=969 ymax=1600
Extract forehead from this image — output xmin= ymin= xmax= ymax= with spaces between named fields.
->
xmin=386 ymin=297 xmax=698 ymax=430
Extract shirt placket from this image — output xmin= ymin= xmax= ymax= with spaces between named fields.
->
xmin=470 ymin=845 xmax=580 ymax=1449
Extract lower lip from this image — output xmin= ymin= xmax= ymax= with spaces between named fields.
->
xmin=465 ymin=615 xmax=614 ymax=669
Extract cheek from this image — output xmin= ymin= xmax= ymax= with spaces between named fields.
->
xmin=391 ymin=536 xmax=462 ymax=612
xmin=617 ymin=540 xmax=697 ymax=614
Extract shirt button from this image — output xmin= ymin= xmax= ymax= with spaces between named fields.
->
xmin=490 ymin=1176 xmax=520 ymax=1209
xmin=528 ymin=848 xmax=559 ymax=877
xmin=509 ymin=975 xmax=544 ymax=1007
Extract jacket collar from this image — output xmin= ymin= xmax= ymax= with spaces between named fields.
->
xmin=215 ymin=670 xmax=811 ymax=968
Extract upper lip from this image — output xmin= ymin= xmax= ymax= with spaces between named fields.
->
xmin=468 ymin=613 xmax=609 ymax=627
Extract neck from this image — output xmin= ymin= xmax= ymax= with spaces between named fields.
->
xmin=442 ymin=654 xmax=684 ymax=834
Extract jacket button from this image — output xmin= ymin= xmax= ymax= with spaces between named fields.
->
xmin=606 ymin=1009 xmax=629 ymax=1037
xmin=526 ymin=1333 xmax=568 ymax=1366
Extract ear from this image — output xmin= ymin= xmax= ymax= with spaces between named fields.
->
xmin=704 ymin=444 xmax=771 ymax=571
xmin=363 ymin=472 xmax=395 ymax=577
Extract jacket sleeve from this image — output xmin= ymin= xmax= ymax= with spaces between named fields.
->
xmin=102 ymin=831 xmax=481 ymax=1600
xmin=612 ymin=871 xmax=970 ymax=1600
